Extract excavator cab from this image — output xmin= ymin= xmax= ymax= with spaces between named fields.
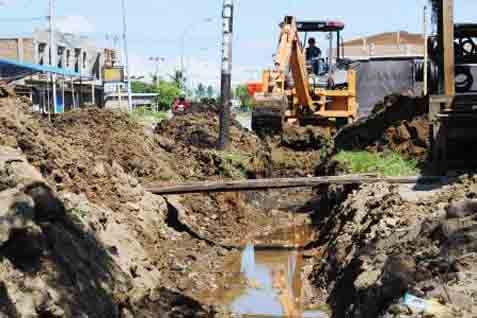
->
xmin=297 ymin=20 xmax=351 ymax=91
xmin=248 ymin=16 xmax=358 ymax=136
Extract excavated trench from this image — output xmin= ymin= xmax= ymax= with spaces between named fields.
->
xmin=2 ymin=93 xmax=476 ymax=317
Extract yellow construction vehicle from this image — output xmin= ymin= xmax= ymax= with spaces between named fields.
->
xmin=247 ymin=16 xmax=358 ymax=135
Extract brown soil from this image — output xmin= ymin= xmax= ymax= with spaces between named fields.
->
xmin=335 ymin=95 xmax=430 ymax=163
xmin=0 ymin=96 xmax=314 ymax=317
xmin=307 ymin=177 xmax=477 ymax=317
xmin=267 ymin=125 xmax=333 ymax=177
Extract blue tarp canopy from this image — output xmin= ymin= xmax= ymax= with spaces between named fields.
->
xmin=0 ymin=57 xmax=82 ymax=81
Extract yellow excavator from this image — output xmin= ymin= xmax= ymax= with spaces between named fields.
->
xmin=248 ymin=16 xmax=358 ymax=135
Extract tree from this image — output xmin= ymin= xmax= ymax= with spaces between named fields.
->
xmin=131 ymin=78 xmax=181 ymax=111
xmin=206 ymin=85 xmax=215 ymax=98
xmin=234 ymin=84 xmax=252 ymax=111
xmin=131 ymin=81 xmax=154 ymax=93
xmin=196 ymin=83 xmax=206 ymax=99
xmin=169 ymin=69 xmax=186 ymax=90
xmin=157 ymin=79 xmax=181 ymax=110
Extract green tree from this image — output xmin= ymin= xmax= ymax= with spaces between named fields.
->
xmin=131 ymin=78 xmax=181 ymax=111
xmin=169 ymin=69 xmax=186 ymax=90
xmin=206 ymin=85 xmax=215 ymax=98
xmin=234 ymin=84 xmax=252 ymax=111
xmin=131 ymin=81 xmax=154 ymax=93
xmin=157 ymin=79 xmax=181 ymax=110
xmin=196 ymin=83 xmax=206 ymax=99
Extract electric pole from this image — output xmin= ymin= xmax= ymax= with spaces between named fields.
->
xmin=49 ymin=0 xmax=57 ymax=115
xmin=218 ymin=0 xmax=234 ymax=150
xmin=121 ymin=0 xmax=133 ymax=112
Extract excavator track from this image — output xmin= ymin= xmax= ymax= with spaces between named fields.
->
xmin=251 ymin=93 xmax=288 ymax=136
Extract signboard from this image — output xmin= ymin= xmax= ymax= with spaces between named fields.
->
xmin=103 ymin=66 xmax=124 ymax=83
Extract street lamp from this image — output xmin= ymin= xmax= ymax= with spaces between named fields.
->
xmin=180 ymin=17 xmax=215 ymax=75
xmin=121 ymin=0 xmax=133 ymax=112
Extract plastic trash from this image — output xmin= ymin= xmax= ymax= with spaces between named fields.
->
xmin=402 ymin=293 xmax=432 ymax=313
xmin=402 ymin=293 xmax=450 ymax=315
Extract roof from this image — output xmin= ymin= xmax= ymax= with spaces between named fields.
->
xmin=343 ymin=31 xmax=424 ymax=46
xmin=296 ymin=20 xmax=345 ymax=32
xmin=0 ymin=57 xmax=83 ymax=80
xmin=105 ymin=93 xmax=159 ymax=98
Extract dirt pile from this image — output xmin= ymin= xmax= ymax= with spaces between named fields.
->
xmin=267 ymin=125 xmax=333 ymax=177
xmin=0 ymin=96 xmax=298 ymax=317
xmin=155 ymin=111 xmax=271 ymax=180
xmin=0 ymin=144 xmax=217 ymax=317
xmin=0 ymin=97 xmax=271 ymax=316
xmin=0 ymin=83 xmax=14 ymax=98
xmin=308 ymin=177 xmax=477 ymax=317
xmin=335 ymin=95 xmax=430 ymax=162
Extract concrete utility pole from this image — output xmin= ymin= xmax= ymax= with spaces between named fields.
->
xmin=218 ymin=0 xmax=234 ymax=150
xmin=121 ymin=0 xmax=133 ymax=112
xmin=49 ymin=0 xmax=57 ymax=115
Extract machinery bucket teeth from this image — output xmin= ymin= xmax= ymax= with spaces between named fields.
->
xmin=251 ymin=93 xmax=288 ymax=136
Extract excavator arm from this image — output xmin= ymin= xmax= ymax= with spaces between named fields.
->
xmin=252 ymin=16 xmax=314 ymax=134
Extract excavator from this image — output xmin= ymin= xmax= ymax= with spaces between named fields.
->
xmin=247 ymin=16 xmax=358 ymax=135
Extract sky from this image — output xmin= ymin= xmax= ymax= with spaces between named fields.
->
xmin=0 ymin=0 xmax=476 ymax=89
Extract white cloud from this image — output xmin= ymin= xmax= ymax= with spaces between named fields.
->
xmin=0 ymin=0 xmax=16 ymax=6
xmin=55 ymin=15 xmax=95 ymax=34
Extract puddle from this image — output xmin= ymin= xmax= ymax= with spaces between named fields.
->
xmin=203 ymin=225 xmax=330 ymax=318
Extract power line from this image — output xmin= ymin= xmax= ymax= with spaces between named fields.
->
xmin=0 ymin=16 xmax=45 ymax=22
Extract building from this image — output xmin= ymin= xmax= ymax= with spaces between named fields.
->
xmin=104 ymin=92 xmax=159 ymax=111
xmin=339 ymin=31 xmax=425 ymax=60
xmin=0 ymin=29 xmax=118 ymax=111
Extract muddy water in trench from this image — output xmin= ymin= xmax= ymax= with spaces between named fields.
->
xmin=205 ymin=225 xmax=330 ymax=318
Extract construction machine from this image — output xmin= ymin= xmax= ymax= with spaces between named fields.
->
xmin=247 ymin=16 xmax=358 ymax=135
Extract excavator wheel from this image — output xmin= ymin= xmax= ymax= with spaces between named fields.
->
xmin=251 ymin=93 xmax=288 ymax=136
xmin=336 ymin=117 xmax=353 ymax=129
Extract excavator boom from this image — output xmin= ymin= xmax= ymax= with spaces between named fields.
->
xmin=249 ymin=15 xmax=357 ymax=135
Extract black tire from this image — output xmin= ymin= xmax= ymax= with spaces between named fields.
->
xmin=336 ymin=117 xmax=352 ymax=129
xmin=455 ymin=66 xmax=474 ymax=93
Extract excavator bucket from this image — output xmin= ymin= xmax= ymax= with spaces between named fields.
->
xmin=251 ymin=93 xmax=288 ymax=135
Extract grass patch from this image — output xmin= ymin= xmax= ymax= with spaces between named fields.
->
xmin=334 ymin=151 xmax=419 ymax=176
xmin=132 ymin=107 xmax=169 ymax=126
xmin=210 ymin=150 xmax=252 ymax=179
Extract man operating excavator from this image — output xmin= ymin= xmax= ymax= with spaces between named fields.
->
xmin=305 ymin=37 xmax=321 ymax=75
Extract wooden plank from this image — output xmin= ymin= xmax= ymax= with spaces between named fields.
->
xmin=145 ymin=175 xmax=446 ymax=195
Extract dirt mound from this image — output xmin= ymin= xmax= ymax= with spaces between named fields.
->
xmin=0 ymin=97 xmax=281 ymax=316
xmin=155 ymin=111 xmax=271 ymax=180
xmin=335 ymin=95 xmax=430 ymax=162
xmin=258 ymin=125 xmax=334 ymax=178
xmin=308 ymin=177 xmax=477 ymax=317
xmin=0 ymin=83 xmax=14 ymax=98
